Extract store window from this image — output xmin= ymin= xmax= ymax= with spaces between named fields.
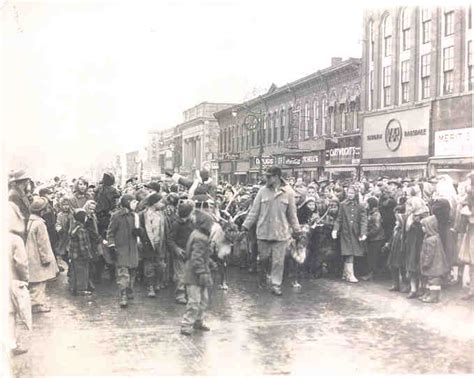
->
xmin=443 ymin=46 xmax=454 ymax=94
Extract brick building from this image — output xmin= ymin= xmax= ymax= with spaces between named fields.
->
xmin=360 ymin=6 xmax=473 ymax=181
xmin=215 ymin=58 xmax=362 ymax=184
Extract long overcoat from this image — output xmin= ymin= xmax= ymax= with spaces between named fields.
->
xmin=457 ymin=205 xmax=474 ymax=265
xmin=107 ymin=208 xmax=139 ymax=268
xmin=333 ymin=199 xmax=368 ymax=257
xmin=26 ymin=214 xmax=59 ymax=283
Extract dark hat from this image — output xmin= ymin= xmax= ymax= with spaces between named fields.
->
xmin=146 ymin=192 xmax=162 ymax=207
xmin=145 ymin=181 xmax=161 ymax=192
xmin=265 ymin=166 xmax=282 ymax=177
xmin=30 ymin=196 xmax=48 ymax=213
xmin=102 ymin=172 xmax=115 ymax=186
xmin=39 ymin=187 xmax=53 ymax=196
xmin=178 ymin=199 xmax=195 ymax=218
xmin=125 ymin=177 xmax=137 ymax=185
xmin=9 ymin=170 xmax=30 ymax=183
xmin=88 ymin=184 xmax=96 ymax=189
xmin=73 ymin=208 xmax=87 ymax=224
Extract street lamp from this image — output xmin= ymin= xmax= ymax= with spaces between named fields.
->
xmin=232 ymin=108 xmax=265 ymax=178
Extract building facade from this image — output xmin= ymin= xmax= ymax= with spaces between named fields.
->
xmin=361 ymin=6 xmax=473 ymax=181
xmin=215 ymin=58 xmax=362 ymax=184
xmin=177 ymin=102 xmax=234 ymax=178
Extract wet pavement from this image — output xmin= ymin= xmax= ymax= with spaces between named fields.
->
xmin=11 ymin=267 xmax=474 ymax=376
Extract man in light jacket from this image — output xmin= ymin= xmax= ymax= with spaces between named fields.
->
xmin=242 ymin=166 xmax=301 ymax=296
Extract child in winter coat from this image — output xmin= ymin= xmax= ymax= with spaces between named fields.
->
xmin=419 ymin=215 xmax=450 ymax=303
xmin=362 ymin=197 xmax=385 ymax=281
xmin=180 ymin=210 xmax=215 ymax=336
xmin=69 ymin=209 xmax=93 ymax=296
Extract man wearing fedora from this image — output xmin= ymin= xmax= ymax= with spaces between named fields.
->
xmin=242 ymin=166 xmax=302 ymax=296
xmin=8 ymin=170 xmax=32 ymax=230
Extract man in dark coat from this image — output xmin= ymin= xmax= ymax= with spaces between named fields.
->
xmin=39 ymin=188 xmax=58 ymax=254
xmin=95 ymin=172 xmax=121 ymax=238
xmin=332 ymin=186 xmax=368 ymax=283
xmin=8 ymin=170 xmax=32 ymax=232
xmin=379 ymin=183 xmax=398 ymax=242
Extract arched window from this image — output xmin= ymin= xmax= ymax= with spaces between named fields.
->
xmin=401 ymin=8 xmax=411 ymax=51
xmin=383 ymin=14 xmax=392 ymax=57
xmin=273 ymin=111 xmax=278 ymax=143
xmin=369 ymin=20 xmax=375 ymax=62
xmin=267 ymin=114 xmax=272 ymax=144
xmin=280 ymin=109 xmax=285 ymax=142
xmin=313 ymin=100 xmax=318 ymax=137
xmin=304 ymin=103 xmax=309 ymax=139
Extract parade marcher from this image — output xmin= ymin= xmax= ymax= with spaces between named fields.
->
xmin=169 ymin=199 xmax=196 ymax=304
xmin=69 ymin=209 xmax=93 ymax=296
xmin=7 ymin=202 xmax=31 ymax=356
xmin=180 ymin=210 xmax=215 ymax=336
xmin=8 ymin=170 xmax=32 ymax=230
xmin=68 ymin=177 xmax=91 ymax=209
xmin=332 ymin=186 xmax=368 ymax=283
xmin=107 ymin=194 xmax=140 ymax=308
xmin=419 ymin=215 xmax=449 ymax=303
xmin=362 ymin=197 xmax=385 ymax=281
xmin=26 ymin=197 xmax=59 ymax=313
xmin=242 ymin=166 xmax=301 ymax=296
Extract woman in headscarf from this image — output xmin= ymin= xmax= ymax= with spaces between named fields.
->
xmin=419 ymin=215 xmax=449 ymax=303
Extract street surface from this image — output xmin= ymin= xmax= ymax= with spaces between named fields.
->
xmin=11 ymin=268 xmax=474 ymax=376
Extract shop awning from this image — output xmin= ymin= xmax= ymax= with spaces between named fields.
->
xmin=325 ymin=166 xmax=357 ymax=172
xmin=429 ymin=157 xmax=473 ymax=165
xmin=233 ymin=172 xmax=248 ymax=175
xmin=361 ymin=163 xmax=426 ymax=171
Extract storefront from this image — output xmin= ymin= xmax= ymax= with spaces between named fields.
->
xmin=429 ymin=127 xmax=473 ymax=182
xmin=299 ymin=152 xmax=323 ymax=183
xmin=324 ymin=135 xmax=361 ymax=180
xmin=233 ymin=160 xmax=251 ymax=185
xmin=210 ymin=161 xmax=219 ymax=185
xmin=219 ymin=161 xmax=233 ymax=183
xmin=361 ymin=105 xmax=430 ymax=179
xmin=249 ymin=156 xmax=275 ymax=184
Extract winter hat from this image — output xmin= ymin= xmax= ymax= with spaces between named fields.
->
xmin=73 ymin=208 xmax=87 ymax=224
xmin=146 ymin=192 xmax=162 ymax=207
xmin=30 ymin=196 xmax=48 ymax=213
xmin=120 ymin=194 xmax=135 ymax=209
xmin=39 ymin=187 xmax=53 ymax=197
xmin=301 ymin=196 xmax=316 ymax=208
xmin=178 ymin=199 xmax=195 ymax=218
xmin=102 ymin=172 xmax=115 ymax=186
xmin=367 ymin=197 xmax=379 ymax=210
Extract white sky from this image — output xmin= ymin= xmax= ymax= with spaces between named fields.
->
xmin=1 ymin=0 xmax=441 ymax=180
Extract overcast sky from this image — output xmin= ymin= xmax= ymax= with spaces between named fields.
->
xmin=1 ymin=0 xmax=439 ymax=180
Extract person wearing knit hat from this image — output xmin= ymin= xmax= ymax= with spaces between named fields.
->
xmin=68 ymin=209 xmax=93 ymax=296
xmin=107 ymin=193 xmax=141 ymax=308
xmin=168 ymin=199 xmax=196 ymax=304
xmin=26 ymin=197 xmax=59 ymax=313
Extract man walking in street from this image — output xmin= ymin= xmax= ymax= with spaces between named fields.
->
xmin=242 ymin=167 xmax=301 ymax=296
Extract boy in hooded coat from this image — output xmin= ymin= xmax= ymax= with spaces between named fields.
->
xmin=180 ymin=210 xmax=214 ymax=336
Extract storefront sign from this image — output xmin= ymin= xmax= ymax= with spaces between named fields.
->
xmin=211 ymin=162 xmax=219 ymax=170
xmin=363 ymin=106 xmax=430 ymax=160
xmin=325 ymin=146 xmax=361 ymax=165
xmin=221 ymin=153 xmax=240 ymax=161
xmin=284 ymin=156 xmax=302 ymax=166
xmin=435 ymin=128 xmax=473 ymax=157
xmin=254 ymin=156 xmax=275 ymax=167
xmin=220 ymin=161 xmax=232 ymax=173
xmin=302 ymin=155 xmax=319 ymax=164
xmin=236 ymin=160 xmax=250 ymax=172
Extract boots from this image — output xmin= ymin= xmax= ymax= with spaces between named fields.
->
xmin=119 ymin=290 xmax=128 ymax=308
xmin=147 ymin=286 xmax=156 ymax=298
xmin=344 ymin=262 xmax=358 ymax=283
xmin=421 ymin=289 xmax=440 ymax=303
xmin=388 ymin=270 xmax=400 ymax=291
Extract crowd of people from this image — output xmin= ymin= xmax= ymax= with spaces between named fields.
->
xmin=6 ymin=165 xmax=474 ymax=352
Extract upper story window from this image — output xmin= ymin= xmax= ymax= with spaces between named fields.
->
xmin=421 ymin=53 xmax=431 ymax=99
xmin=443 ymin=46 xmax=454 ymax=94
xmin=469 ymin=6 xmax=472 ymax=29
xmin=421 ymin=8 xmax=431 ymax=44
xmin=383 ymin=66 xmax=391 ymax=106
xmin=401 ymin=60 xmax=410 ymax=103
xmin=444 ymin=10 xmax=454 ymax=36
xmin=280 ymin=109 xmax=285 ymax=141
xmin=468 ymin=40 xmax=473 ymax=90
xmin=401 ymin=8 xmax=411 ymax=51
xmin=383 ymin=14 xmax=393 ymax=57
xmin=369 ymin=20 xmax=375 ymax=62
